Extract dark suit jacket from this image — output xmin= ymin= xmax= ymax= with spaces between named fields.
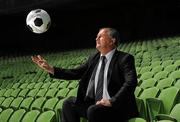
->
xmin=50 ymin=49 xmax=139 ymax=119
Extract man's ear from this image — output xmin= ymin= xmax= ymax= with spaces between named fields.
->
xmin=111 ymin=38 xmax=116 ymax=45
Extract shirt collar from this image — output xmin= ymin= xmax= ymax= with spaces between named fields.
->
xmin=100 ymin=48 xmax=116 ymax=61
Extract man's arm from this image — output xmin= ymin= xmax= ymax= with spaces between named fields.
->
xmin=110 ymin=54 xmax=138 ymax=106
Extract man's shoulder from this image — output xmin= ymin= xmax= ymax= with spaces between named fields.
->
xmin=116 ymin=50 xmax=134 ymax=58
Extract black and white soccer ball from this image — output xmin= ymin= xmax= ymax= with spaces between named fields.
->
xmin=26 ymin=9 xmax=51 ymax=34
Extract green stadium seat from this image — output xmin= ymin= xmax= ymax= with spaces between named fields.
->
xmin=49 ymin=81 xmax=61 ymax=89
xmin=156 ymin=103 xmax=180 ymax=122
xmin=19 ymin=83 xmax=29 ymax=89
xmin=151 ymin=61 xmax=162 ymax=67
xmin=139 ymin=66 xmax=152 ymax=75
xmin=174 ymin=79 xmax=180 ymax=89
xmin=0 ymin=107 xmax=2 ymax=113
xmin=67 ymin=81 xmax=79 ymax=89
xmin=0 ymin=97 xmax=5 ymax=104
xmin=0 ymin=108 xmax=14 ymax=122
xmin=10 ymin=97 xmax=23 ymax=109
xmin=56 ymin=88 xmax=70 ymax=99
xmin=169 ymin=70 xmax=180 ymax=82
xmin=140 ymin=78 xmax=157 ymax=89
xmin=3 ymin=89 xmax=14 ymax=97
xmin=58 ymin=81 xmax=69 ymax=89
xmin=136 ymin=98 xmax=147 ymax=120
xmin=9 ymin=109 xmax=26 ymax=122
xmin=128 ymin=117 xmax=147 ymax=122
xmin=36 ymin=88 xmax=48 ymax=98
xmin=146 ymin=98 xmax=164 ymax=122
xmin=140 ymin=72 xmax=154 ymax=81
xmin=26 ymin=82 xmax=36 ymax=89
xmin=10 ymin=88 xmax=21 ymax=97
xmin=164 ymin=65 xmax=177 ymax=74
xmin=21 ymin=110 xmax=40 ymax=122
xmin=151 ymin=66 xmax=164 ymax=75
xmin=18 ymin=88 xmax=30 ymax=97
xmin=134 ymin=87 xmax=143 ymax=97
xmin=159 ymin=87 xmax=180 ymax=114
xmin=41 ymin=82 xmax=51 ymax=89
xmin=161 ymin=60 xmax=173 ymax=67
xmin=156 ymin=78 xmax=174 ymax=90
xmin=36 ymin=110 xmax=56 ymax=122
xmin=139 ymin=87 xmax=160 ymax=99
xmin=154 ymin=71 xmax=169 ymax=81
xmin=20 ymin=97 xmax=34 ymax=110
xmin=0 ymin=97 xmax=14 ymax=109
xmin=67 ymin=88 xmax=78 ymax=97
xmin=34 ymin=82 xmax=43 ymax=89
xmin=174 ymin=59 xmax=180 ymax=67
xmin=11 ymin=83 xmax=21 ymax=89
xmin=30 ymin=97 xmax=46 ymax=110
xmin=26 ymin=88 xmax=39 ymax=97
xmin=0 ymin=89 xmax=6 ymax=97
xmin=42 ymin=97 xmax=59 ymax=111
xmin=45 ymin=88 xmax=58 ymax=98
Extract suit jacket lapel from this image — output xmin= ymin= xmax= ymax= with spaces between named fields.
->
xmin=107 ymin=50 xmax=119 ymax=86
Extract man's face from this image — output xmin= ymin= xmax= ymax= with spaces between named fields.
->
xmin=96 ymin=29 xmax=114 ymax=51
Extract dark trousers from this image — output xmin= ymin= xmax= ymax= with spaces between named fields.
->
xmin=61 ymin=96 xmax=127 ymax=122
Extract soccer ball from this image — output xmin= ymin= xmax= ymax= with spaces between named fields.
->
xmin=26 ymin=9 xmax=51 ymax=34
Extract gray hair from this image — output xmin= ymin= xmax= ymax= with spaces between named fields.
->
xmin=100 ymin=27 xmax=120 ymax=46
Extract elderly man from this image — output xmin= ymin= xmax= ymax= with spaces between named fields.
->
xmin=32 ymin=27 xmax=139 ymax=122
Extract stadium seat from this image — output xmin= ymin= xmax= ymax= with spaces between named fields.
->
xmin=140 ymin=72 xmax=154 ymax=81
xmin=136 ymin=98 xmax=147 ymax=120
xmin=0 ymin=97 xmax=14 ymax=109
xmin=9 ymin=109 xmax=26 ymax=122
xmin=0 ymin=89 xmax=6 ymax=97
xmin=45 ymin=88 xmax=58 ymax=98
xmin=128 ymin=117 xmax=147 ymax=122
xmin=156 ymin=103 xmax=180 ymax=122
xmin=154 ymin=71 xmax=169 ymax=81
xmin=36 ymin=110 xmax=56 ymax=122
xmin=169 ymin=70 xmax=180 ymax=82
xmin=21 ymin=110 xmax=40 ymax=122
xmin=18 ymin=88 xmax=30 ymax=97
xmin=0 ymin=97 xmax=5 ymax=104
xmin=36 ymin=88 xmax=48 ymax=98
xmin=156 ymin=78 xmax=174 ymax=90
xmin=20 ymin=97 xmax=34 ymax=110
xmin=134 ymin=87 xmax=143 ymax=97
xmin=140 ymin=78 xmax=157 ymax=89
xmin=174 ymin=79 xmax=180 ymax=89
xmin=10 ymin=88 xmax=21 ymax=97
xmin=0 ymin=108 xmax=14 ymax=122
xmin=30 ymin=97 xmax=46 ymax=110
xmin=56 ymin=88 xmax=70 ymax=99
xmin=42 ymin=97 xmax=59 ymax=111
xmin=58 ymin=81 xmax=69 ymax=89
xmin=26 ymin=88 xmax=39 ymax=97
xmin=139 ymin=87 xmax=160 ymax=99
xmin=146 ymin=98 xmax=164 ymax=122
xmin=10 ymin=97 xmax=23 ymax=109
xmin=164 ymin=65 xmax=177 ymax=74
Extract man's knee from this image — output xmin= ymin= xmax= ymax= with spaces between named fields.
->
xmin=87 ymin=105 xmax=102 ymax=119
xmin=62 ymin=96 xmax=76 ymax=109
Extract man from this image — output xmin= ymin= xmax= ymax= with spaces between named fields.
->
xmin=32 ymin=27 xmax=139 ymax=122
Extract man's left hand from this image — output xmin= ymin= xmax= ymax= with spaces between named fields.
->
xmin=96 ymin=99 xmax=112 ymax=107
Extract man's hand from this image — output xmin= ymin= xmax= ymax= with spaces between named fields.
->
xmin=96 ymin=99 xmax=112 ymax=107
xmin=31 ymin=55 xmax=54 ymax=74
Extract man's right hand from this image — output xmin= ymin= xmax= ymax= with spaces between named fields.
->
xmin=31 ymin=55 xmax=54 ymax=74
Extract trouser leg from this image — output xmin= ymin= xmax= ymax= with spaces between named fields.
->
xmin=87 ymin=104 xmax=126 ymax=122
xmin=61 ymin=96 xmax=88 ymax=122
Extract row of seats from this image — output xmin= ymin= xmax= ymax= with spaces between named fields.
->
xmin=0 ymin=36 xmax=179 ymax=122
